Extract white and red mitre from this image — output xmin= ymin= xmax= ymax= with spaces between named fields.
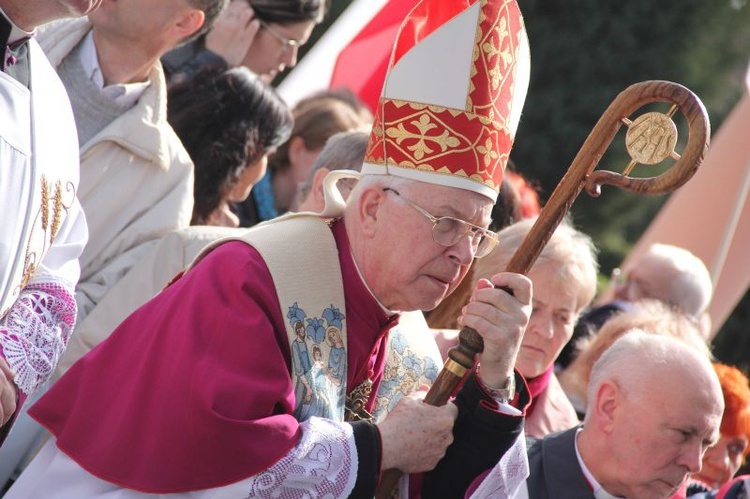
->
xmin=362 ymin=0 xmax=530 ymax=202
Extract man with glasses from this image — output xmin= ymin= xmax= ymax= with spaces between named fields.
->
xmin=558 ymin=242 xmax=714 ymax=372
xmin=382 ymin=187 xmax=499 ymax=258
xmin=8 ymin=0 xmax=535 ymax=497
xmin=607 ymin=243 xmax=712 ymax=318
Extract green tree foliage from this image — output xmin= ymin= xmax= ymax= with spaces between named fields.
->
xmin=512 ymin=0 xmax=750 ymax=271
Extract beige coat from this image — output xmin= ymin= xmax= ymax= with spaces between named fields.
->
xmin=37 ymin=18 xmax=194 ymax=321
xmin=524 ymin=372 xmax=581 ymax=439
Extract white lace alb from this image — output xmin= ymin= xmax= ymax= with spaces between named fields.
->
xmin=469 ymin=431 xmax=530 ymax=498
xmin=243 ymin=417 xmax=358 ymax=498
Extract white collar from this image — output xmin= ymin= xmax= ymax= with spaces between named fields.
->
xmin=574 ymin=428 xmax=623 ymax=499
xmin=79 ymin=30 xmax=150 ymax=107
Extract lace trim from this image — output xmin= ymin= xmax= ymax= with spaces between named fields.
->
xmin=0 ymin=274 xmax=76 ymax=395
xmin=244 ymin=417 xmax=358 ymax=498
xmin=468 ymin=431 xmax=529 ymax=498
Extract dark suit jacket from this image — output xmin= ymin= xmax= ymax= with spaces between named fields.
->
xmin=526 ymin=426 xmax=594 ymax=499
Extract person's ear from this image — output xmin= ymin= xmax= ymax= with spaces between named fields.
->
xmin=174 ymin=9 xmax=205 ymax=43
xmin=357 ymin=186 xmax=386 ymax=237
xmin=310 ymin=168 xmax=330 ymax=208
xmin=592 ymin=379 xmax=620 ymax=435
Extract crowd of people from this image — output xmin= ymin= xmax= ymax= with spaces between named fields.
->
xmin=0 ymin=0 xmax=748 ymax=497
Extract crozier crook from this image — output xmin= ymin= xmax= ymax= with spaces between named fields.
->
xmin=376 ymin=79 xmax=711 ymax=498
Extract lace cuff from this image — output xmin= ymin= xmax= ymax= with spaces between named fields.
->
xmin=0 ymin=274 xmax=76 ymax=396
xmin=242 ymin=417 xmax=358 ymax=497
xmin=468 ymin=432 xmax=529 ymax=498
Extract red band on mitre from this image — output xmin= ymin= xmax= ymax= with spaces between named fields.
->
xmin=365 ymin=98 xmax=512 ymax=194
xmin=365 ymin=0 xmax=527 ymax=199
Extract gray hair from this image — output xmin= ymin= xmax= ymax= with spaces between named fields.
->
xmin=472 ymin=216 xmax=599 ymax=313
xmin=584 ymin=329 xmax=713 ymax=422
xmin=643 ymin=243 xmax=713 ymax=316
xmin=294 ymin=130 xmax=369 ymax=207
xmin=346 ymin=172 xmax=418 ymax=205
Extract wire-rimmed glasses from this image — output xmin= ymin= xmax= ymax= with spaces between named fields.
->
xmin=259 ymin=20 xmax=302 ymax=53
xmin=383 ymin=188 xmax=498 ymax=258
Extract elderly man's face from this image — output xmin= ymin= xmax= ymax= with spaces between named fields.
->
xmin=360 ymin=182 xmax=493 ymax=312
xmin=607 ymin=365 xmax=723 ymax=499
xmin=612 ymin=254 xmax=678 ymax=305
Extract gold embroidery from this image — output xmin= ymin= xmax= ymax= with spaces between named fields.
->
xmin=344 ymin=379 xmax=374 ymax=423
xmin=386 ymin=114 xmax=460 ymax=161
xmin=16 ymin=175 xmax=76 ymax=296
xmin=366 ymin=99 xmax=511 ymax=193
xmin=18 ymin=260 xmax=35 ymax=291
xmin=51 ymin=180 xmax=63 ymax=243
xmin=483 ymin=18 xmax=512 ymax=91
xmin=41 ymin=177 xmax=49 ymax=231
xmin=476 ymin=137 xmax=499 ymax=166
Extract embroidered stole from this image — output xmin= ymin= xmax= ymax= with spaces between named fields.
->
xmin=190 ymin=213 xmax=443 ymax=424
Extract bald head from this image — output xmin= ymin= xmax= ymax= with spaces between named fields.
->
xmin=581 ymin=330 xmax=723 ymax=498
xmin=615 ymin=243 xmax=712 ymax=317
xmin=586 ymin=329 xmax=719 ymax=415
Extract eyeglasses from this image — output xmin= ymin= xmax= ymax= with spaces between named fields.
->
xmin=259 ymin=21 xmax=302 ymax=53
xmin=383 ymin=188 xmax=499 ymax=258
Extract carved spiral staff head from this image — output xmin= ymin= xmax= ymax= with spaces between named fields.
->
xmin=584 ymin=80 xmax=710 ymax=197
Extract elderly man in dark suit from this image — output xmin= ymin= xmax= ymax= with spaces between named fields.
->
xmin=524 ymin=331 xmax=722 ymax=499
xmin=467 ymin=329 xmax=723 ymax=499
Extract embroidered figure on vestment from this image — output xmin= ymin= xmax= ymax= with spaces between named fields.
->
xmin=288 ymin=302 xmax=346 ymax=421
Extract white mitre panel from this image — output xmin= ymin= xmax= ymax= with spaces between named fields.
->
xmin=508 ymin=27 xmax=530 ymax=137
xmin=382 ymin=1 xmax=481 ymax=110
